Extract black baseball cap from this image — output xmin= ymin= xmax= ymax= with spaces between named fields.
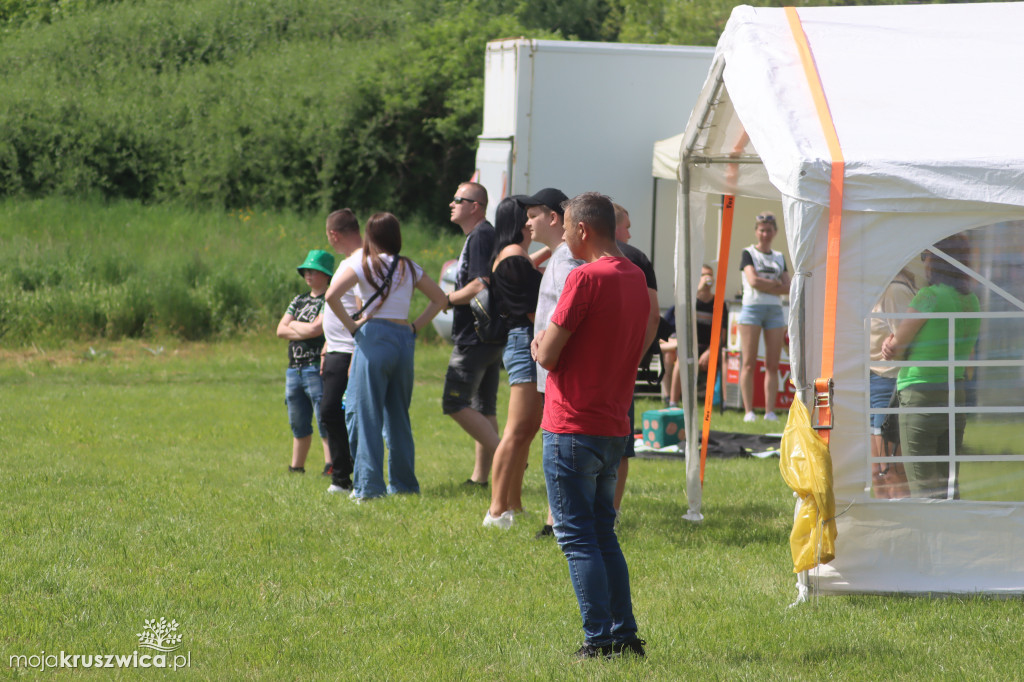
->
xmin=516 ymin=188 xmax=568 ymax=216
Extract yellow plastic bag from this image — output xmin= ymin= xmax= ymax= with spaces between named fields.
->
xmin=779 ymin=399 xmax=837 ymax=573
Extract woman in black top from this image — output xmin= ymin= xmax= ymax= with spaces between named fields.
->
xmin=483 ymin=197 xmax=544 ymax=529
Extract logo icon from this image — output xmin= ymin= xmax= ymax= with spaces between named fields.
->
xmin=136 ymin=618 xmax=183 ymax=652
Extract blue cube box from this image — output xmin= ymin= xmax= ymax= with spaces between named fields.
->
xmin=641 ymin=408 xmax=685 ymax=449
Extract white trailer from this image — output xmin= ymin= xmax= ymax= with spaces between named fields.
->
xmin=474 ymin=38 xmax=713 ymax=307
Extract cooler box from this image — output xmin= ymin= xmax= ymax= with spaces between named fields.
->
xmin=641 ymin=408 xmax=685 ymax=449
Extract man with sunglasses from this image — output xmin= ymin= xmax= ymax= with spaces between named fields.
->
xmin=444 ymin=182 xmax=503 ymax=487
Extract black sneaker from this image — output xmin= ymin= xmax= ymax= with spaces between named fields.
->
xmin=574 ymin=643 xmax=614 ymax=660
xmin=288 ymin=466 xmax=305 ymax=474
xmin=611 ymin=638 xmax=646 ymax=658
xmin=534 ymin=524 xmax=554 ymax=539
xmin=322 ymin=463 xmax=333 ymax=476
xmin=463 ymin=478 xmax=487 ymax=488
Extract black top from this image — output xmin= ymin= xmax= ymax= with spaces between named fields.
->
xmin=285 ymin=292 xmax=325 ymax=368
xmin=618 ymin=241 xmax=657 ymax=291
xmin=491 ymin=255 xmax=542 ymax=329
xmin=452 ymin=221 xmax=496 ymax=346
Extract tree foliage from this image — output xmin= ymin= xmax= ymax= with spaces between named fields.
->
xmin=0 ymin=0 xmax=972 ymax=218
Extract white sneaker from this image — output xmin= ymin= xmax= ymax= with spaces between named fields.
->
xmin=743 ymin=411 xmax=757 ymax=423
xmin=764 ymin=412 xmax=778 ymax=422
xmin=327 ymin=484 xmax=350 ymax=494
xmin=482 ymin=510 xmax=514 ymax=530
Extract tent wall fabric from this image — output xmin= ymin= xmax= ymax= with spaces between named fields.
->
xmin=675 ymin=3 xmax=1024 ymax=594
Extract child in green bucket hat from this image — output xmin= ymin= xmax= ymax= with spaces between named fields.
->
xmin=276 ymin=249 xmax=335 ymax=474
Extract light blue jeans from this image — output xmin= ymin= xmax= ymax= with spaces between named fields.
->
xmin=542 ymin=430 xmax=638 ymax=646
xmin=345 ymin=320 xmax=418 ymax=498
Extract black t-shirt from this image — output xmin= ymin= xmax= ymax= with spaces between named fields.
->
xmin=618 ymin=241 xmax=657 ymax=292
xmin=452 ymin=221 xmax=496 ymax=345
xmin=618 ymin=241 xmax=659 ymax=365
xmin=285 ymin=292 xmax=325 ymax=368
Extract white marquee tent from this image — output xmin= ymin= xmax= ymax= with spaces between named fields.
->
xmin=673 ymin=3 xmax=1024 ymax=593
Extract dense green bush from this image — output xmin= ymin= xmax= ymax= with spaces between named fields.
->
xmin=0 ymin=0 xmax=543 ymax=217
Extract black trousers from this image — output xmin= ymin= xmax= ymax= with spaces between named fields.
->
xmin=322 ymin=352 xmax=353 ymax=486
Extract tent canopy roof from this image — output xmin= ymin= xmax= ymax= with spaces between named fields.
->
xmin=684 ymin=2 xmax=1024 ymax=212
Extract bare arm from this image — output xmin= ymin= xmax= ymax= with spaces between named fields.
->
xmin=529 ymin=245 xmax=552 ymax=268
xmin=696 ymin=273 xmax=714 ymax=303
xmin=448 ymin=276 xmax=486 ymax=306
xmin=743 ymin=264 xmax=789 ymax=296
xmin=324 ymin=265 xmax=361 ymax=335
xmin=411 ymin=273 xmax=448 ymax=335
xmin=288 ymin=315 xmax=323 ymax=339
xmin=534 ymin=322 xmax=573 ymax=370
xmin=880 ymin=313 xmax=927 ymax=360
xmin=276 ymin=313 xmax=301 ymax=340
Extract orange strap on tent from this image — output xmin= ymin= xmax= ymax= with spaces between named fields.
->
xmin=700 ymin=195 xmax=735 ymax=483
xmin=786 ymin=7 xmax=845 ymax=443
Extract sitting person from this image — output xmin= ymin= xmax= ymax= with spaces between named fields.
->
xmin=659 ymin=264 xmax=723 ymax=407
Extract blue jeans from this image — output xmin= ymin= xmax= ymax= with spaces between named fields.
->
xmin=285 ymin=365 xmax=326 ymax=439
xmin=542 ymin=430 xmax=637 ymax=646
xmin=345 ymin=320 xmax=418 ymax=498
xmin=869 ymin=372 xmax=897 ymax=433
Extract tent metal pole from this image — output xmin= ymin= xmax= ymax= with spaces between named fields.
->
xmin=678 ymin=57 xmax=726 ymax=521
xmin=650 ymin=177 xmax=659 ymax=266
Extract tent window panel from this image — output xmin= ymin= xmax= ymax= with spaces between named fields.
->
xmin=957 ymin=460 xmax=1024 ymax=503
xmin=971 ymin=364 xmax=1024 ymax=409
xmin=866 ymin=223 xmax=1024 ymax=502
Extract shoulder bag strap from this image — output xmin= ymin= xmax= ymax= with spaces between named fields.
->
xmin=353 ymin=256 xmax=400 ymax=320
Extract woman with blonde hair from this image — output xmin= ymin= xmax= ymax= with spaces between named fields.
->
xmin=324 ymin=212 xmax=448 ymax=501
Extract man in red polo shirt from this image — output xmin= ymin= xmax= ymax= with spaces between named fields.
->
xmin=532 ymin=192 xmax=649 ymax=660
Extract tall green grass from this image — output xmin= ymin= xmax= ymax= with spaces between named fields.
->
xmin=0 ymin=197 xmax=464 ymax=345
xmin=1 ymin=338 xmax=1022 ymax=680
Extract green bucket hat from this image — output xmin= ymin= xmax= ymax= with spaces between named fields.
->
xmin=297 ymin=249 xmax=335 ymax=278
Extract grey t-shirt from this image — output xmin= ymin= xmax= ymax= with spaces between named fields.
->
xmin=534 ymin=242 xmax=584 ymax=393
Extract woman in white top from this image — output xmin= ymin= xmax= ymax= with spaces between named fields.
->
xmin=737 ymin=212 xmax=791 ymax=422
xmin=324 ymin=212 xmax=447 ymax=501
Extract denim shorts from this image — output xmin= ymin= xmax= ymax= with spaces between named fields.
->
xmin=736 ymin=303 xmax=786 ymax=330
xmin=503 ymin=326 xmax=537 ymax=386
xmin=869 ymin=373 xmax=897 ymax=433
xmin=285 ymin=364 xmax=326 ymax=439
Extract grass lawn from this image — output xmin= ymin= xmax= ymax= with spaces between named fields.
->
xmin=1 ymin=337 xmax=1022 ymax=680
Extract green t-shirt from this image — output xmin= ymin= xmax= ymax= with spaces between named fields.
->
xmin=897 ymin=283 xmax=980 ymax=390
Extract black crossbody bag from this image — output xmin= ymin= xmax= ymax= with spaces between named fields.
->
xmin=352 ymin=256 xmax=400 ymax=321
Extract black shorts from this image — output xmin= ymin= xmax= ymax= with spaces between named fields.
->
xmin=442 ymin=343 xmax=504 ymax=416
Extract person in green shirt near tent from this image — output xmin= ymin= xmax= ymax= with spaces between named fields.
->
xmin=881 ymin=234 xmax=980 ymax=499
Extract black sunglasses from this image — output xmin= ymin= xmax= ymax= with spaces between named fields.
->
xmin=452 ymin=196 xmax=478 ymax=205
xmin=756 ymin=213 xmax=776 ymax=224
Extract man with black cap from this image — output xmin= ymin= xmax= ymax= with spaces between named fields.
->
xmin=444 ymin=181 xmax=503 ymax=486
xmin=518 ymin=187 xmax=579 ymax=538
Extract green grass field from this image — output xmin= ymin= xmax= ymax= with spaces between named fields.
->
xmin=2 ymin=336 xmax=1022 ymax=680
